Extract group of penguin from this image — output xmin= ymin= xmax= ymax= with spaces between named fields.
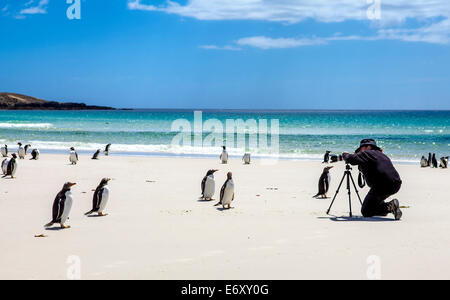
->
xmin=1 ymin=143 xmax=40 ymax=178
xmin=420 ymin=153 xmax=448 ymax=169
xmin=44 ymin=178 xmax=111 ymax=229
xmin=47 ymin=144 xmax=113 ymax=228
xmin=69 ymin=143 xmax=112 ymax=165
xmin=200 ymin=146 xmax=250 ymax=209
xmin=1 ymin=142 xmax=113 ymax=229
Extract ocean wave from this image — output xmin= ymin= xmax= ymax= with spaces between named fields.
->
xmin=0 ymin=123 xmax=54 ymax=129
xmin=16 ymin=140 xmax=324 ymax=160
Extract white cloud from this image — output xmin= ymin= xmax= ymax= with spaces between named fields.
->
xmin=128 ymin=0 xmax=157 ymax=11
xmin=200 ymin=45 xmax=242 ymax=51
xmin=20 ymin=0 xmax=49 ymax=15
xmin=378 ymin=19 xmax=450 ymax=44
xmin=129 ymin=0 xmax=450 ymax=45
xmin=128 ymin=0 xmax=450 ymax=24
xmin=236 ymin=36 xmax=327 ymax=49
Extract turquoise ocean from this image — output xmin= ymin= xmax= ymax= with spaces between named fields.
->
xmin=0 ymin=110 xmax=448 ymax=162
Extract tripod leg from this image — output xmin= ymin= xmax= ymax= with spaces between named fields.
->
xmin=349 ymin=173 xmax=363 ymax=205
xmin=327 ymin=172 xmax=346 ymax=215
xmin=347 ymin=172 xmax=352 ymax=218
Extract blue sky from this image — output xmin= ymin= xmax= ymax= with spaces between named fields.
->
xmin=0 ymin=0 xmax=449 ymax=109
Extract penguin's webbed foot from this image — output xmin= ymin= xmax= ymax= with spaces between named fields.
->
xmin=44 ymin=222 xmax=54 ymax=228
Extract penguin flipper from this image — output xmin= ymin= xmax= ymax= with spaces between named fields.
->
xmin=201 ymin=176 xmax=207 ymax=196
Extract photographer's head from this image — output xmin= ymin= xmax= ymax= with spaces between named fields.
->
xmin=356 ymin=139 xmax=382 ymax=153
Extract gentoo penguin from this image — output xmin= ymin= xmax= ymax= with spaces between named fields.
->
xmin=18 ymin=143 xmax=25 ymax=159
xmin=428 ymin=153 xmax=432 ymax=167
xmin=44 ymin=182 xmax=77 ymax=229
xmin=92 ymin=149 xmax=101 ymax=160
xmin=242 ymin=153 xmax=251 ymax=165
xmin=323 ymin=151 xmax=331 ymax=163
xmin=24 ymin=144 xmax=31 ymax=155
xmin=69 ymin=147 xmax=78 ymax=165
xmin=0 ymin=145 xmax=7 ymax=157
xmin=420 ymin=156 xmax=428 ymax=168
xmin=85 ymin=178 xmax=111 ymax=216
xmin=440 ymin=157 xmax=449 ymax=169
xmin=30 ymin=149 xmax=40 ymax=160
xmin=220 ymin=146 xmax=228 ymax=164
xmin=215 ymin=172 xmax=235 ymax=209
xmin=1 ymin=157 xmax=9 ymax=175
xmin=201 ymin=169 xmax=218 ymax=201
xmin=432 ymin=153 xmax=438 ymax=168
xmin=313 ymin=166 xmax=333 ymax=199
xmin=2 ymin=153 xmax=18 ymax=179
xmin=104 ymin=144 xmax=112 ymax=156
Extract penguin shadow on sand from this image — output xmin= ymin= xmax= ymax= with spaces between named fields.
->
xmin=216 ymin=206 xmax=235 ymax=212
xmin=317 ymin=215 xmax=396 ymax=222
xmin=45 ymin=226 xmax=70 ymax=231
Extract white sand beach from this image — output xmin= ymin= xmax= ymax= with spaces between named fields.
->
xmin=0 ymin=154 xmax=449 ymax=280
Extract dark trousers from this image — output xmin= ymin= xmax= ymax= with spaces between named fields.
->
xmin=361 ymin=182 xmax=401 ymax=217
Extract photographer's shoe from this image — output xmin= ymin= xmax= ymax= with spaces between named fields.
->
xmin=388 ymin=199 xmax=402 ymax=221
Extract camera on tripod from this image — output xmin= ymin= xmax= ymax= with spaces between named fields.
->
xmin=330 ymin=154 xmax=344 ymax=163
xmin=326 ymin=161 xmax=363 ymax=217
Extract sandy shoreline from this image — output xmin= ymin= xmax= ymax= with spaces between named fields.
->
xmin=0 ymin=153 xmax=449 ymax=280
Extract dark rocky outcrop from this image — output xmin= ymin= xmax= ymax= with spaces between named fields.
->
xmin=0 ymin=93 xmax=115 ymax=110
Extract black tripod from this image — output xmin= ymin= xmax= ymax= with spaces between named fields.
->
xmin=326 ymin=164 xmax=363 ymax=217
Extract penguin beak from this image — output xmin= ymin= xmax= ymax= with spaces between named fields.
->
xmin=69 ymin=183 xmax=77 ymax=187
xmin=328 ymin=166 xmax=334 ymax=169
xmin=213 ymin=170 xmax=219 ymax=173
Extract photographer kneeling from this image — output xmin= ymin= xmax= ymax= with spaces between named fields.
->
xmin=343 ymin=139 xmax=403 ymax=220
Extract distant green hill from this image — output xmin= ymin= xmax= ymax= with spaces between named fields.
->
xmin=0 ymin=92 xmax=114 ymax=110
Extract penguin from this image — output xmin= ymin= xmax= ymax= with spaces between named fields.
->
xmin=92 ymin=149 xmax=101 ymax=160
xmin=201 ymin=169 xmax=218 ymax=201
xmin=242 ymin=153 xmax=251 ymax=165
xmin=323 ymin=151 xmax=331 ymax=163
xmin=44 ymin=182 xmax=76 ymax=229
xmin=24 ymin=144 xmax=31 ymax=155
xmin=85 ymin=178 xmax=111 ymax=216
xmin=69 ymin=147 xmax=78 ymax=165
xmin=104 ymin=144 xmax=112 ymax=156
xmin=432 ymin=153 xmax=438 ymax=168
xmin=215 ymin=172 xmax=235 ymax=209
xmin=440 ymin=157 xmax=449 ymax=169
xmin=18 ymin=143 xmax=25 ymax=159
xmin=420 ymin=156 xmax=428 ymax=168
xmin=30 ymin=149 xmax=40 ymax=160
xmin=313 ymin=166 xmax=333 ymax=199
xmin=220 ymin=146 xmax=228 ymax=164
xmin=0 ymin=145 xmax=7 ymax=157
xmin=1 ymin=158 xmax=9 ymax=175
xmin=2 ymin=153 xmax=18 ymax=179
xmin=428 ymin=153 xmax=432 ymax=167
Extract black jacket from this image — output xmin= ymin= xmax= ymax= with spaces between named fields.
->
xmin=343 ymin=150 xmax=402 ymax=191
